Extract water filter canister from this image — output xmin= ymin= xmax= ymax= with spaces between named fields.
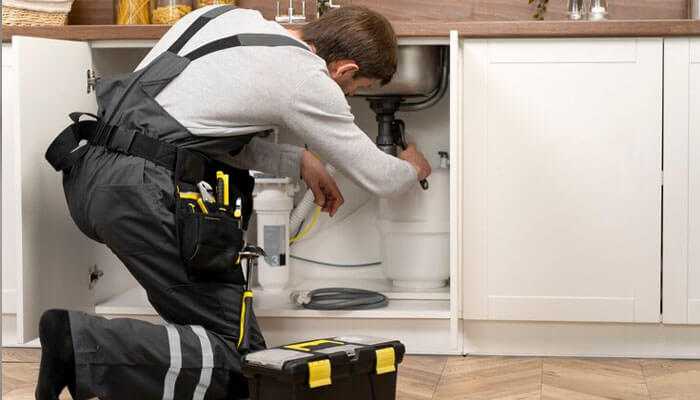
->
xmin=253 ymin=177 xmax=295 ymax=292
xmin=378 ymin=151 xmax=450 ymax=289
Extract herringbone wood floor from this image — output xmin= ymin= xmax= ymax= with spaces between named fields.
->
xmin=3 ymin=349 xmax=700 ymax=399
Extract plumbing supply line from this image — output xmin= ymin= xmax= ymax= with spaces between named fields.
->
xmin=289 ymin=255 xmax=381 ymax=268
xmin=290 ymin=288 xmax=389 ymax=310
xmin=289 ymin=164 xmax=337 ymax=235
xmin=289 ymin=206 xmax=321 ymax=243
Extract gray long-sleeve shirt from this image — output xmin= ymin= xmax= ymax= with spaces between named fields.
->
xmin=136 ymin=6 xmax=417 ymax=197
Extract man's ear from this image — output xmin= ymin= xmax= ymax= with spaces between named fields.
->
xmin=329 ymin=60 xmax=359 ymax=81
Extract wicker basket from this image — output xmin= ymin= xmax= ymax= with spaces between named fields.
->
xmin=2 ymin=4 xmax=69 ymax=26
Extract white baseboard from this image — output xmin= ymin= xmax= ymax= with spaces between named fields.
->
xmin=8 ymin=309 xmax=699 ymax=357
xmin=464 ymin=320 xmax=700 ymax=358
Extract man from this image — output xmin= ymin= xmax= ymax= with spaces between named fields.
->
xmin=38 ymin=5 xmax=431 ymax=400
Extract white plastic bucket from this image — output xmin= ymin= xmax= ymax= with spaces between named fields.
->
xmin=378 ymin=165 xmax=450 ymax=289
xmin=378 ymin=220 xmax=449 ymax=289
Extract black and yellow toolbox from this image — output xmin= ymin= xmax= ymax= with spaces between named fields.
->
xmin=241 ymin=336 xmax=405 ymax=400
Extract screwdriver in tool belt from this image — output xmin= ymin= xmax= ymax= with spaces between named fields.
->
xmin=233 ymin=197 xmax=242 ymax=228
xmin=234 ymin=198 xmax=242 ymax=218
xmin=216 ymin=171 xmax=229 ymax=210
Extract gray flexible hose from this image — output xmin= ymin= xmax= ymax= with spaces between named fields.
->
xmin=289 ymin=255 xmax=381 ymax=268
xmin=291 ymin=288 xmax=388 ymax=310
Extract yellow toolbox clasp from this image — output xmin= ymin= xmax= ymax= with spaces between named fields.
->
xmin=307 ymin=359 xmax=332 ymax=389
xmin=375 ymin=347 xmax=396 ymax=375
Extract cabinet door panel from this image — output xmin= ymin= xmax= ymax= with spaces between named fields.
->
xmin=13 ymin=37 xmax=98 ymax=343
xmin=2 ymin=44 xmax=19 ymax=319
xmin=663 ymin=38 xmax=700 ymax=325
xmin=462 ymin=38 xmax=662 ymax=323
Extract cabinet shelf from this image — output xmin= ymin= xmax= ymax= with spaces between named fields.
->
xmin=95 ymin=284 xmax=451 ymax=320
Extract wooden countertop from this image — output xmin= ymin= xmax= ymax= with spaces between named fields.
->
xmin=3 ymin=19 xmax=700 ymax=42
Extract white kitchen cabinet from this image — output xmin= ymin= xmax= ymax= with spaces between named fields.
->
xmin=2 ymin=38 xmax=152 ymax=346
xmin=2 ymin=44 xmax=18 ymax=326
xmin=2 ymin=36 xmax=462 ymax=353
xmin=7 ymin=32 xmax=696 ymax=355
xmin=663 ymin=37 xmax=700 ymax=325
xmin=460 ymin=38 xmax=663 ymax=323
xmin=2 ymin=37 xmax=100 ymax=344
xmin=2 ymin=43 xmax=20 ymax=347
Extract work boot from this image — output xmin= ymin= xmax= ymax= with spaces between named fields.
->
xmin=35 ymin=309 xmax=76 ymax=400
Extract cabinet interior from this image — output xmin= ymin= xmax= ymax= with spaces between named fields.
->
xmin=84 ymin=44 xmax=454 ymax=320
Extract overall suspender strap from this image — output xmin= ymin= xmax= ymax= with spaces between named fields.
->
xmin=167 ymin=5 xmax=237 ymax=55
xmin=183 ymin=33 xmax=309 ymax=61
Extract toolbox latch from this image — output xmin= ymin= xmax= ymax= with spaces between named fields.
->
xmin=307 ymin=359 xmax=332 ymax=388
xmin=375 ymin=347 xmax=396 ymax=375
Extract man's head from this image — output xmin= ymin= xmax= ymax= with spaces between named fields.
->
xmin=297 ymin=6 xmax=398 ymax=95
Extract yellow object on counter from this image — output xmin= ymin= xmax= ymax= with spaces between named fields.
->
xmin=152 ymin=4 xmax=192 ymax=24
xmin=116 ymin=0 xmax=150 ymax=24
xmin=195 ymin=0 xmax=235 ymax=8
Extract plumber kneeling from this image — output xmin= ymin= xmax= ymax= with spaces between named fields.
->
xmin=39 ymin=4 xmax=431 ymax=400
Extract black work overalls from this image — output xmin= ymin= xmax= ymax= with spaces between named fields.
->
xmin=44 ymin=6 xmax=307 ymax=400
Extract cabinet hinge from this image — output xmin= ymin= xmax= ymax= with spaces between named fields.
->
xmin=660 ymin=170 xmax=664 ymax=186
xmin=86 ymin=69 xmax=98 ymax=94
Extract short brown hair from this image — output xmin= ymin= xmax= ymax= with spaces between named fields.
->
xmin=300 ymin=6 xmax=397 ymax=85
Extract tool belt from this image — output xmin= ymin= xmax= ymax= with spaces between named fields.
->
xmin=46 ymin=112 xmax=255 ymax=284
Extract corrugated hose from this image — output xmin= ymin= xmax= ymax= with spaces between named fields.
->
xmin=290 ymin=288 xmax=388 ymax=310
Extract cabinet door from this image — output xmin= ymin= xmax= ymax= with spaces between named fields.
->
xmin=2 ymin=44 xmax=18 ymax=319
xmin=461 ymin=38 xmax=662 ymax=323
xmin=11 ymin=37 xmax=98 ymax=343
xmin=663 ymin=38 xmax=700 ymax=325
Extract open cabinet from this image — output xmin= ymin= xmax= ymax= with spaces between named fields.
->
xmin=2 ymin=36 xmax=99 ymax=345
xmin=2 ymin=35 xmax=464 ymax=354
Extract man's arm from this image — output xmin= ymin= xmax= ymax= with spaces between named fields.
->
xmin=214 ymin=136 xmax=346 ymax=216
xmin=218 ymin=136 xmax=304 ymax=178
xmin=282 ymin=70 xmax=425 ymax=198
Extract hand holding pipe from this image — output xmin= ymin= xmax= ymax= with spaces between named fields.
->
xmin=392 ymin=119 xmax=429 ymax=190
